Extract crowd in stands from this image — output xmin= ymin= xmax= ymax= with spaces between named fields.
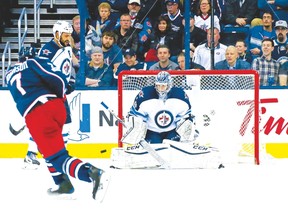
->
xmin=69 ymin=0 xmax=288 ymax=87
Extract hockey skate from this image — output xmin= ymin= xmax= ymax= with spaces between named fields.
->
xmin=88 ymin=165 xmax=110 ymax=203
xmin=23 ymin=151 xmax=40 ymax=170
xmin=47 ymin=174 xmax=75 ymax=195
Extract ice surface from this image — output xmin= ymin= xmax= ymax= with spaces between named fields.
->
xmin=0 ymin=158 xmax=288 ymax=216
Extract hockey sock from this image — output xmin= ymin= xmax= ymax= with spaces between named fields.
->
xmin=63 ymin=158 xmax=92 ymax=183
xmin=46 ymin=148 xmax=92 ymax=183
xmin=46 ymin=162 xmax=67 ymax=185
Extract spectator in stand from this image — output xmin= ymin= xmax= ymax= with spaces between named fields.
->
xmin=272 ymin=20 xmax=288 ymax=61
xmin=101 ymin=31 xmax=123 ymax=73
xmin=258 ymin=0 xmax=288 ymax=23
xmin=114 ymin=49 xmax=148 ymax=86
xmin=249 ymin=11 xmax=276 ymax=60
xmin=190 ymin=0 xmax=223 ymax=19
xmin=91 ymin=2 xmax=116 ymax=34
xmin=149 ymin=44 xmax=180 ymax=70
xmin=85 ymin=46 xmax=114 ymax=87
xmin=114 ymin=13 xmax=139 ymax=53
xmin=162 ymin=0 xmax=183 ymax=59
xmin=86 ymin=0 xmax=129 ymax=21
xmin=193 ymin=27 xmax=227 ymax=70
xmin=214 ymin=46 xmax=251 ymax=89
xmin=144 ymin=15 xmax=178 ymax=63
xmin=177 ymin=52 xmax=205 ymax=70
xmin=181 ymin=13 xmax=207 ymax=59
xmin=113 ymin=0 xmax=152 ymax=61
xmin=162 ymin=0 xmax=183 ymax=34
xmin=215 ymin=45 xmax=251 ymax=69
xmin=279 ymin=60 xmax=288 ymax=86
xmin=235 ymin=39 xmax=253 ymax=64
xmin=222 ymin=0 xmax=259 ymax=27
xmin=194 ymin=0 xmax=221 ymax=32
xmin=71 ymin=15 xmax=101 ymax=55
xmin=252 ymin=38 xmax=281 ymax=86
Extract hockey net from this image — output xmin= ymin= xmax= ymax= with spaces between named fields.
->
xmin=117 ymin=70 xmax=260 ymax=165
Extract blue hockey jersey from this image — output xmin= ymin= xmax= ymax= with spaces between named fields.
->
xmin=39 ymin=39 xmax=74 ymax=84
xmin=5 ymin=57 xmax=68 ymax=117
xmin=129 ymin=86 xmax=192 ymax=133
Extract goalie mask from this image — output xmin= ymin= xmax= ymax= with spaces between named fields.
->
xmin=53 ymin=20 xmax=73 ymax=47
xmin=155 ymin=71 xmax=173 ymax=99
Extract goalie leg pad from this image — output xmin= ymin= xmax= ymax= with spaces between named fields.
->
xmin=163 ymin=139 xmax=223 ymax=169
xmin=110 ymin=144 xmax=170 ymax=169
xmin=121 ymin=116 xmax=147 ymax=145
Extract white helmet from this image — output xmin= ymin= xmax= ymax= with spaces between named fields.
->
xmin=53 ymin=20 xmax=73 ymax=37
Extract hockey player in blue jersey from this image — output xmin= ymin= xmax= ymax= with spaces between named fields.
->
xmin=122 ymin=71 xmax=196 ymax=144
xmin=5 ymin=47 xmax=109 ymax=200
xmin=24 ymin=20 xmax=76 ymax=168
xmin=22 ymin=21 xmax=83 ymax=196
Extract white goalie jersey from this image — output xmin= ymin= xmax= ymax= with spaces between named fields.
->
xmin=129 ymin=85 xmax=192 ymax=133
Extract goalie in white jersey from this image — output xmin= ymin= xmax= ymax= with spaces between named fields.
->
xmin=124 ymin=71 xmax=196 ymax=144
xmin=113 ymin=71 xmax=223 ymax=169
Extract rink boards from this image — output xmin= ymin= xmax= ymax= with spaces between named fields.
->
xmin=0 ymin=88 xmax=288 ymax=158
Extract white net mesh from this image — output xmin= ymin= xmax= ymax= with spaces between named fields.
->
xmin=122 ymin=74 xmax=255 ymax=90
xmin=118 ymin=70 xmax=260 ymax=165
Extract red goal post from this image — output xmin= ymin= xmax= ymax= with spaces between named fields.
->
xmin=118 ymin=70 xmax=260 ymax=165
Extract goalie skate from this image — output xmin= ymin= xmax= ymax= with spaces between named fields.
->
xmin=110 ymin=143 xmax=170 ymax=169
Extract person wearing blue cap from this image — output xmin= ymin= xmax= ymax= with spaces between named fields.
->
xmin=161 ymin=0 xmax=183 ymax=60
xmin=114 ymin=49 xmax=148 ymax=86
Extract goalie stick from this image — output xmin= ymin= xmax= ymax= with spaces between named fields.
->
xmin=100 ymin=101 xmax=170 ymax=169
xmin=9 ymin=123 xmax=26 ymax=136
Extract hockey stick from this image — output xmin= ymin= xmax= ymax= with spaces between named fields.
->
xmin=100 ymin=101 xmax=170 ymax=169
xmin=9 ymin=123 xmax=26 ymax=136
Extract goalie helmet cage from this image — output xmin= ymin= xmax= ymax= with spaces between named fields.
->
xmin=118 ymin=70 xmax=260 ymax=165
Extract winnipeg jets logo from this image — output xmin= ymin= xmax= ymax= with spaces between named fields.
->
xmin=155 ymin=110 xmax=173 ymax=128
xmin=60 ymin=58 xmax=71 ymax=76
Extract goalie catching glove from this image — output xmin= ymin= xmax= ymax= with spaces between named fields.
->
xmin=176 ymin=118 xmax=199 ymax=142
xmin=121 ymin=116 xmax=147 ymax=145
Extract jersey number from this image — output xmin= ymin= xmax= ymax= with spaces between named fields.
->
xmin=10 ymin=73 xmax=26 ymax=95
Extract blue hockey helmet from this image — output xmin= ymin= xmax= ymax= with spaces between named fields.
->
xmin=155 ymin=71 xmax=173 ymax=98
xmin=18 ymin=46 xmax=37 ymax=62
